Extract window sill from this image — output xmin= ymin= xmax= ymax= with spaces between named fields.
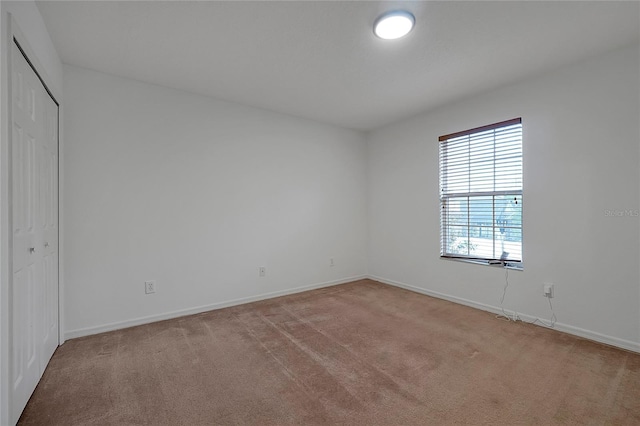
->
xmin=440 ymin=256 xmax=523 ymax=271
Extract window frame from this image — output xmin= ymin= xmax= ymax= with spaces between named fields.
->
xmin=439 ymin=118 xmax=523 ymax=269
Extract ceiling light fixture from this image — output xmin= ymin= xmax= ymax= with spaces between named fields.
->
xmin=374 ymin=11 xmax=415 ymax=40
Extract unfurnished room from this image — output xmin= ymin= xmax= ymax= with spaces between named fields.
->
xmin=0 ymin=1 xmax=639 ymax=425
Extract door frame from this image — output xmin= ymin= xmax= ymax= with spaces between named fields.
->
xmin=1 ymin=13 xmax=64 ymax=425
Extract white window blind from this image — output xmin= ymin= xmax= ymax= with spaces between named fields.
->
xmin=439 ymin=118 xmax=523 ymax=265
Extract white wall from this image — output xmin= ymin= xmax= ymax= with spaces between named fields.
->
xmin=63 ymin=65 xmax=367 ymax=338
xmin=1 ymin=1 xmax=63 ymax=92
xmin=0 ymin=2 xmax=63 ymax=424
xmin=367 ymin=44 xmax=640 ymax=352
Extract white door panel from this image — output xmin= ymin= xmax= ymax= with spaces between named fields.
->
xmin=39 ymin=85 xmax=59 ymax=371
xmin=10 ymin=40 xmax=59 ymax=424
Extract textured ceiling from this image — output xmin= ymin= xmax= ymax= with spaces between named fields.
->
xmin=36 ymin=1 xmax=639 ymax=131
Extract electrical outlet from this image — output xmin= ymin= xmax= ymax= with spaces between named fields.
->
xmin=544 ymin=283 xmax=554 ymax=298
xmin=145 ymin=280 xmax=156 ymax=294
xmin=259 ymin=267 xmax=266 ymax=277
xmin=329 ymin=257 xmax=334 ymax=267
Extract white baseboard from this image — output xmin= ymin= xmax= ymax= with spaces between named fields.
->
xmin=368 ymin=274 xmax=640 ymax=354
xmin=65 ymin=273 xmax=640 ymax=354
xmin=65 ymin=275 xmax=367 ymax=340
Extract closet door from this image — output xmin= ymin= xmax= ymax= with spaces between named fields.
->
xmin=11 ymin=40 xmax=59 ymax=424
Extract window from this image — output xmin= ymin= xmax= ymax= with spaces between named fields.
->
xmin=439 ymin=118 xmax=522 ymax=267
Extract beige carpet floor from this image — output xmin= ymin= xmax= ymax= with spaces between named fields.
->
xmin=19 ymin=279 xmax=640 ymax=425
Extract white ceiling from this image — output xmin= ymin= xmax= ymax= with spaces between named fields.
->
xmin=36 ymin=1 xmax=639 ymax=131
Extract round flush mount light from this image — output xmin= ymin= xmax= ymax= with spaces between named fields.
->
xmin=374 ymin=11 xmax=415 ymax=40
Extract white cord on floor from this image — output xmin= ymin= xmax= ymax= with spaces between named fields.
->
xmin=495 ymin=264 xmax=556 ymax=328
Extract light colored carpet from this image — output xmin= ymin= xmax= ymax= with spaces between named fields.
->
xmin=19 ymin=279 xmax=640 ymax=425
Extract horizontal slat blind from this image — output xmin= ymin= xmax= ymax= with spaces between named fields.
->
xmin=440 ymin=118 xmax=523 ymax=263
